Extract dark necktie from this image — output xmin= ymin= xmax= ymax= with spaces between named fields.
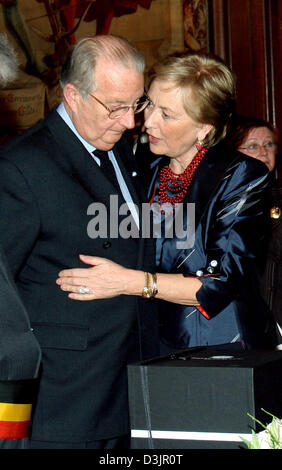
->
xmin=93 ymin=149 xmax=118 ymax=188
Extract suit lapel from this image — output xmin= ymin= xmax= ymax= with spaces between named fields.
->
xmin=46 ymin=109 xmax=140 ymax=206
xmin=112 ymin=139 xmax=142 ymax=206
xmin=148 ymin=143 xmax=240 ymax=230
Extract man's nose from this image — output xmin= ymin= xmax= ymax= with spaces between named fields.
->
xmin=119 ymin=109 xmax=135 ymax=129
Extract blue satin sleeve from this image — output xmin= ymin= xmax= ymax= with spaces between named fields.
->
xmin=194 ymin=159 xmax=271 ymax=318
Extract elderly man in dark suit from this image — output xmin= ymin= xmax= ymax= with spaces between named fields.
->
xmin=0 ymin=33 xmax=41 ymax=449
xmin=0 ymin=35 xmax=159 ymax=449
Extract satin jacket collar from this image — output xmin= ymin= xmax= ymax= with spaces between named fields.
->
xmin=149 ymin=142 xmax=243 ymax=229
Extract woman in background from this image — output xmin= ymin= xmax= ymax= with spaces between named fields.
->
xmin=227 ymin=114 xmax=281 ymax=348
xmin=227 ymin=114 xmax=277 ymax=171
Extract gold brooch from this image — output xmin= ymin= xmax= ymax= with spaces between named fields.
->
xmin=270 ymin=207 xmax=281 ymax=219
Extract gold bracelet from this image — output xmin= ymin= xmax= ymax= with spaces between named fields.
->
xmin=151 ymin=273 xmax=158 ymax=298
xmin=142 ymin=272 xmax=151 ymax=298
xmin=142 ymin=272 xmax=158 ymax=299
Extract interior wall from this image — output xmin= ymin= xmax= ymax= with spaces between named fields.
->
xmin=109 ymin=0 xmax=184 ymax=72
xmin=210 ymin=0 xmax=281 ymax=142
xmin=0 ymin=0 xmax=186 ymax=133
xmin=0 ymin=0 xmax=280 ymax=145
xmin=0 ymin=0 xmax=185 ymax=84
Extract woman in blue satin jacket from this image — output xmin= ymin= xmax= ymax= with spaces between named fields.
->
xmin=56 ymin=51 xmax=275 ymax=352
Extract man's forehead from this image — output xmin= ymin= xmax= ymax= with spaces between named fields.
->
xmin=95 ymin=58 xmax=142 ymax=81
xmin=94 ymin=60 xmax=144 ymax=101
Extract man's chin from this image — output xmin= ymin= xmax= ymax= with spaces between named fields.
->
xmin=104 ymin=134 xmax=124 ymax=148
xmin=93 ymin=131 xmax=125 ymax=150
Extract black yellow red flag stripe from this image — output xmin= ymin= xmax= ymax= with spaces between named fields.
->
xmin=0 ymin=379 xmax=38 ymax=439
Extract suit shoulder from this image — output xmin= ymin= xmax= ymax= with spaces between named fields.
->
xmin=0 ymin=118 xmax=59 ymax=171
xmin=212 ymin=141 xmax=270 ymax=179
xmin=228 ymin=150 xmax=270 ymax=182
xmin=1 ymin=119 xmax=48 ymax=153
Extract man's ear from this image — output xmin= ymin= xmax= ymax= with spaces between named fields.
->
xmin=63 ymin=83 xmax=80 ymax=111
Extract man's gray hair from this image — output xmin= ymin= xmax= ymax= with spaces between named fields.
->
xmin=0 ymin=33 xmax=18 ymax=88
xmin=60 ymin=35 xmax=145 ymax=99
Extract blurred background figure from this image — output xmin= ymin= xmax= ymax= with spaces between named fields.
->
xmin=0 ymin=0 xmax=47 ymax=77
xmin=0 ymin=30 xmax=18 ymax=86
xmin=0 ymin=33 xmax=41 ymax=449
xmin=227 ymin=114 xmax=277 ymax=171
xmin=227 ymin=114 xmax=282 ymax=349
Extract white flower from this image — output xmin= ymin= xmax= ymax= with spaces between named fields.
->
xmin=241 ymin=410 xmax=282 ymax=449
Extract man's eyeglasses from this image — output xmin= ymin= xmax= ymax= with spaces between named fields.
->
xmin=239 ymin=142 xmax=276 ymax=155
xmin=89 ymin=93 xmax=150 ymax=119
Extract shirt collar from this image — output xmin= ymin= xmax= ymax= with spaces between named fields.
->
xmin=56 ymin=102 xmax=97 ymax=154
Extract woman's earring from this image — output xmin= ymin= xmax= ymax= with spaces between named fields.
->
xmin=196 ymin=139 xmax=205 ymax=151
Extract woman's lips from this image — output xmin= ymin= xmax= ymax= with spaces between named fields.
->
xmin=148 ymin=134 xmax=160 ymax=144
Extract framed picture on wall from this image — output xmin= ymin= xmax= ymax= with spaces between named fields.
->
xmin=183 ymin=0 xmax=210 ymax=52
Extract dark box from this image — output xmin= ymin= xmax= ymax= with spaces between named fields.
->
xmin=128 ymin=347 xmax=282 ymax=449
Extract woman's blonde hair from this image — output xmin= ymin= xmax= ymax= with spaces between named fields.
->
xmin=149 ymin=52 xmax=237 ymax=147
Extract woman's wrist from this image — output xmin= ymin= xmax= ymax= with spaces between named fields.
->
xmin=123 ymin=269 xmax=146 ymax=296
xmin=123 ymin=270 xmax=158 ymax=298
xmin=141 ymin=272 xmax=158 ymax=299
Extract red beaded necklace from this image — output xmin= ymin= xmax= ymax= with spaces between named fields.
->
xmin=158 ymin=145 xmax=208 ymax=212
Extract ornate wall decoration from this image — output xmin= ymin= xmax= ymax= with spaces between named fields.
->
xmin=0 ymin=0 xmax=154 ymax=137
xmin=183 ymin=0 xmax=209 ymax=52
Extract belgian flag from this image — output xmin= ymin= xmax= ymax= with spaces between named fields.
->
xmin=0 ymin=379 xmax=38 ymax=439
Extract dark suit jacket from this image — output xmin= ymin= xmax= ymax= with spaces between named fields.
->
xmin=260 ymin=177 xmax=282 ymax=346
xmin=0 ymin=247 xmax=41 ymax=447
xmin=0 ymin=107 xmax=159 ymax=443
xmin=148 ymin=142 xmax=276 ymax=350
xmin=0 ymin=246 xmax=41 ymax=380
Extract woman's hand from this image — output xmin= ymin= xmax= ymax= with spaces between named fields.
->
xmin=56 ymin=255 xmax=201 ymax=305
xmin=56 ymin=254 xmax=139 ymax=301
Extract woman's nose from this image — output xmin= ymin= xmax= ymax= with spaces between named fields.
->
xmin=144 ymin=107 xmax=155 ymax=128
xmin=259 ymin=144 xmax=268 ymax=156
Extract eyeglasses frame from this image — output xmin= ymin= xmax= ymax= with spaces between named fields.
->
xmin=239 ymin=142 xmax=276 ymax=155
xmin=89 ymin=93 xmax=149 ymax=119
